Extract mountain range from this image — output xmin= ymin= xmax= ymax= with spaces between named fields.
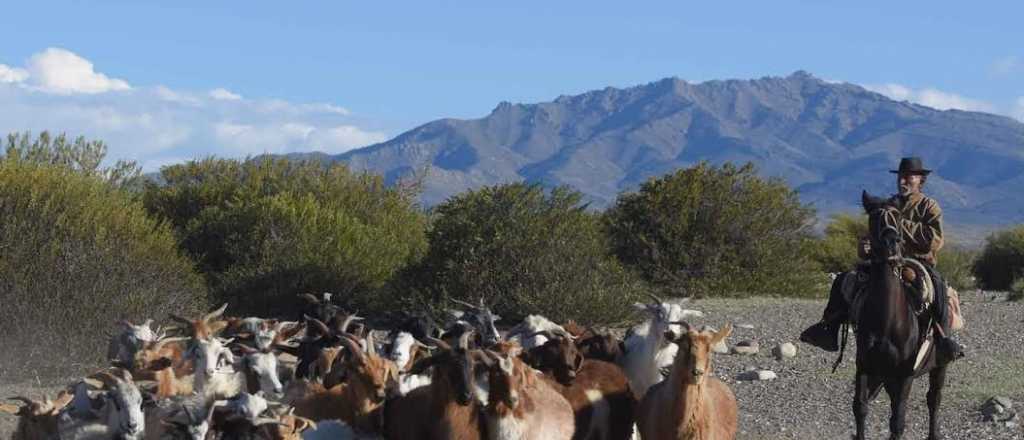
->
xmin=298 ymin=71 xmax=1024 ymax=245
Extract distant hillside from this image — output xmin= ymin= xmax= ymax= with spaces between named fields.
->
xmin=292 ymin=71 xmax=1024 ymax=245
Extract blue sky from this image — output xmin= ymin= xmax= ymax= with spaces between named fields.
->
xmin=1 ymin=1 xmax=1021 ymax=169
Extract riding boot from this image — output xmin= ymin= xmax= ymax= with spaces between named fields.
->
xmin=800 ymin=273 xmax=850 ymax=352
xmin=800 ymin=316 xmax=844 ymax=352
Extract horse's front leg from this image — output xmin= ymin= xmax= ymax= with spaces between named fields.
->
xmin=853 ymin=372 xmax=883 ymax=440
xmin=926 ymin=365 xmax=948 ymax=440
xmin=884 ymin=378 xmax=914 ymax=440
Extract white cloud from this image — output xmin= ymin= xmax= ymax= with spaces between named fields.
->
xmin=864 ymin=83 xmax=995 ymax=112
xmin=1013 ymin=97 xmax=1024 ymax=122
xmin=213 ymin=121 xmax=386 ymax=155
xmin=24 ymin=48 xmax=131 ymax=94
xmin=209 ymin=88 xmax=242 ymax=100
xmin=0 ymin=48 xmax=389 ymax=170
xmin=991 ymin=56 xmax=1020 ymax=76
xmin=0 ymin=64 xmax=28 ymax=83
xmin=155 ymin=85 xmax=202 ymax=105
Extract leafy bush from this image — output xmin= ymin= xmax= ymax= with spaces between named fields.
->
xmin=605 ymin=162 xmax=825 ymax=298
xmin=936 ymin=245 xmax=978 ymax=291
xmin=143 ymin=158 xmax=428 ymax=316
xmin=812 ymin=213 xmax=868 ymax=274
xmin=397 ymin=183 xmax=647 ymax=324
xmin=0 ymin=161 xmax=206 ymax=378
xmin=1010 ymin=278 xmax=1024 ymax=302
xmin=973 ymin=225 xmax=1024 ymax=291
xmin=5 ymin=131 xmax=141 ymax=188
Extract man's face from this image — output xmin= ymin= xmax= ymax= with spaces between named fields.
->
xmin=897 ymin=172 xmax=923 ymax=196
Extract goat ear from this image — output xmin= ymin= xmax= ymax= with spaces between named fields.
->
xmin=0 ymin=403 xmax=19 ymax=415
xmin=711 ymin=323 xmax=733 ymax=345
xmin=632 ymin=302 xmax=647 ymax=312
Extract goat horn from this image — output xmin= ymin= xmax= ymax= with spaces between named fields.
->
xmin=449 ymin=297 xmax=482 ymax=311
xmin=457 ymin=330 xmax=475 ymax=350
xmin=203 ymin=303 xmax=229 ymax=323
xmin=153 ymin=337 xmax=188 ymax=351
xmin=298 ymin=293 xmax=321 ymax=304
xmin=471 ymin=349 xmax=495 ymax=368
xmin=304 ymin=315 xmax=331 ymax=336
xmin=339 ymin=314 xmax=363 ymax=334
xmin=525 ymin=330 xmax=557 ymax=341
xmin=339 ymin=335 xmax=367 ymax=364
xmin=646 ymin=292 xmax=664 ymax=304
xmin=365 ymin=333 xmax=377 ymax=357
xmin=426 ymin=337 xmax=452 ymax=352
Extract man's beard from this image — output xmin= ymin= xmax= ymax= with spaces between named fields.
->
xmin=899 ymin=185 xmax=916 ymax=197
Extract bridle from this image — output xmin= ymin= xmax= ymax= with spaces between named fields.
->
xmin=871 ymin=204 xmax=905 ymax=272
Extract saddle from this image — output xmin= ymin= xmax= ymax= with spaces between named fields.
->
xmin=843 ymin=258 xmax=934 ymax=324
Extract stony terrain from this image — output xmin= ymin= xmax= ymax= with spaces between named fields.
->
xmin=2 ymin=290 xmax=1021 ymax=439
xmin=689 ymin=290 xmax=1024 ymax=440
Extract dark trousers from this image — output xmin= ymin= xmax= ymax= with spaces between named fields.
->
xmin=822 ymin=265 xmax=951 ymax=333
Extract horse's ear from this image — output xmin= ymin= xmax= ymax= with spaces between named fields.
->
xmin=861 ymin=190 xmax=871 ymax=211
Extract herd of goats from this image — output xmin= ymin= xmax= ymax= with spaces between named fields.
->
xmin=0 ymin=293 xmax=740 ymax=440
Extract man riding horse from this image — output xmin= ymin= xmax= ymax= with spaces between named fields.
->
xmin=801 ymin=157 xmax=964 ymax=363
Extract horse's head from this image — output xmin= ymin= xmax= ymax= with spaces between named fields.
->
xmin=861 ymin=190 xmax=904 ymax=264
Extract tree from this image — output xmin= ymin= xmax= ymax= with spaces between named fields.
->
xmin=605 ymin=161 xmax=824 ymax=298
xmin=143 ymin=157 xmax=428 ymax=316
xmin=812 ymin=213 xmax=868 ymax=274
xmin=973 ymin=225 xmax=1024 ymax=291
xmin=0 ymin=160 xmax=206 ymax=378
xmin=4 ymin=131 xmax=141 ymax=188
xmin=398 ymin=183 xmax=647 ymax=324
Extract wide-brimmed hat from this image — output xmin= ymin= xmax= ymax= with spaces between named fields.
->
xmin=890 ymin=157 xmax=932 ymax=175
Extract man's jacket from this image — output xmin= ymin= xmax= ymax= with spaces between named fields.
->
xmin=899 ymin=192 xmax=944 ymax=266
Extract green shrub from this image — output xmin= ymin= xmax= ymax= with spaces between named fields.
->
xmin=605 ymin=162 xmax=825 ymax=298
xmin=936 ymin=245 xmax=978 ymax=291
xmin=397 ymin=183 xmax=647 ymax=324
xmin=0 ymin=161 xmax=206 ymax=379
xmin=143 ymin=158 xmax=428 ymax=316
xmin=973 ymin=225 xmax=1024 ymax=291
xmin=812 ymin=213 xmax=868 ymax=274
xmin=1010 ymin=278 xmax=1024 ymax=302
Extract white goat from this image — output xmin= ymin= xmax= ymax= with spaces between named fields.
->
xmin=618 ymin=294 xmax=704 ymax=400
xmin=108 ymin=319 xmax=162 ymax=368
xmin=505 ymin=315 xmax=570 ymax=350
xmin=187 ymin=336 xmax=242 ymax=399
xmin=387 ymin=332 xmax=432 ymax=396
xmin=59 ymin=369 xmax=147 ymax=440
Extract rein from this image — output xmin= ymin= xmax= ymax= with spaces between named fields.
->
xmin=831 ymin=204 xmax=904 ymax=374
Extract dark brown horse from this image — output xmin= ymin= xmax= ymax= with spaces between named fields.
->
xmin=854 ymin=191 xmax=948 ymax=440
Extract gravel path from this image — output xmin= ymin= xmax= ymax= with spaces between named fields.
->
xmin=2 ymin=290 xmax=1021 ymax=439
xmin=686 ymin=290 xmax=1024 ymax=440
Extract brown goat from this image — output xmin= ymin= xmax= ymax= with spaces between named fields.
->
xmin=169 ymin=303 xmax=230 ymax=340
xmin=637 ymin=323 xmax=736 ymax=440
xmin=0 ymin=392 xmax=74 ymax=440
xmin=131 ymin=336 xmax=192 ymax=385
xmin=524 ymin=332 xmax=635 ymax=440
xmin=258 ymin=410 xmax=317 ymax=440
xmin=286 ymin=334 xmax=397 ymax=434
xmin=483 ymin=342 xmax=576 ymax=440
xmin=384 ymin=333 xmax=488 ymax=440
